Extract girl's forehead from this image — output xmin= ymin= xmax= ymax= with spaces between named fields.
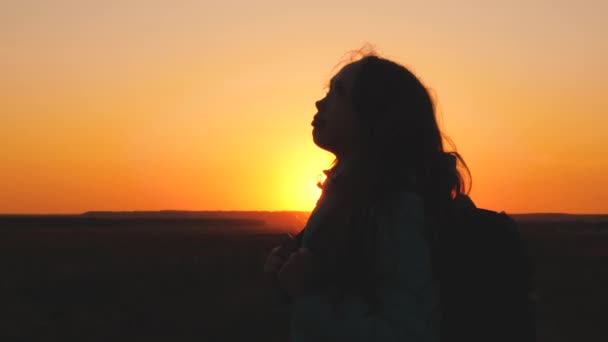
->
xmin=331 ymin=62 xmax=362 ymax=88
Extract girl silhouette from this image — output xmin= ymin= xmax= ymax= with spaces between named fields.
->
xmin=264 ymin=51 xmax=472 ymax=341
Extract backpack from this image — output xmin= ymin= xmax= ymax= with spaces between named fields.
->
xmin=436 ymin=205 xmax=536 ymax=342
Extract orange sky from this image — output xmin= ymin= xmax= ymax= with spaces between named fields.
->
xmin=1 ymin=1 xmax=607 ymax=214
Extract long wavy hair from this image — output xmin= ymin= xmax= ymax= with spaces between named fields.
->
xmin=309 ymin=51 xmax=472 ymax=313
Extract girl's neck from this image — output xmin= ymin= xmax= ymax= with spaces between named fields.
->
xmin=334 ymin=154 xmax=358 ymax=177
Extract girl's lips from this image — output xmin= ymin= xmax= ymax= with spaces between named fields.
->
xmin=312 ymin=118 xmax=326 ymax=128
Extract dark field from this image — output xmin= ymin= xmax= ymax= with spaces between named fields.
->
xmin=0 ymin=212 xmax=606 ymax=341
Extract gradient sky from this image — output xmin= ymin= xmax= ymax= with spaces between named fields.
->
xmin=1 ymin=0 xmax=607 ymax=214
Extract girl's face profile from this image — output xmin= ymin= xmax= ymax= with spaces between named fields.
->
xmin=311 ymin=62 xmax=362 ymax=158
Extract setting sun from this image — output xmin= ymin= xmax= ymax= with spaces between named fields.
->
xmin=272 ymin=144 xmax=332 ymax=211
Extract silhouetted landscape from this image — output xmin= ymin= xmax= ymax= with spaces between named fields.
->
xmin=1 ymin=212 xmax=606 ymax=341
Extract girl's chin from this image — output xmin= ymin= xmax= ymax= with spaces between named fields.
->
xmin=312 ymin=132 xmax=332 ymax=151
xmin=312 ymin=129 xmax=323 ymax=143
xmin=312 ymin=127 xmax=321 ymax=136
xmin=312 ymin=127 xmax=324 ymax=140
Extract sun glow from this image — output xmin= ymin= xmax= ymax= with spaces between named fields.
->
xmin=271 ymin=144 xmax=333 ymax=211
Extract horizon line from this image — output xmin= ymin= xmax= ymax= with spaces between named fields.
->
xmin=1 ymin=210 xmax=607 ymax=216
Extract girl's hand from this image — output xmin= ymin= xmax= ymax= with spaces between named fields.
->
xmin=263 ymin=245 xmax=291 ymax=274
xmin=277 ymin=247 xmax=318 ymax=297
xmin=263 ymin=233 xmax=299 ymax=274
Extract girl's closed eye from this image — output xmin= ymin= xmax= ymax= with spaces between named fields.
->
xmin=333 ymin=83 xmax=345 ymax=97
xmin=326 ymin=87 xmax=342 ymax=98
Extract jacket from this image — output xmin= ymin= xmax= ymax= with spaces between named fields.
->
xmin=289 ymin=186 xmax=440 ymax=342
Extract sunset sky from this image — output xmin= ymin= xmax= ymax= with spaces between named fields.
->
xmin=1 ymin=0 xmax=607 ymax=214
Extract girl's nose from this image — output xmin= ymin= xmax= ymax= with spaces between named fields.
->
xmin=315 ymin=98 xmax=325 ymax=111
